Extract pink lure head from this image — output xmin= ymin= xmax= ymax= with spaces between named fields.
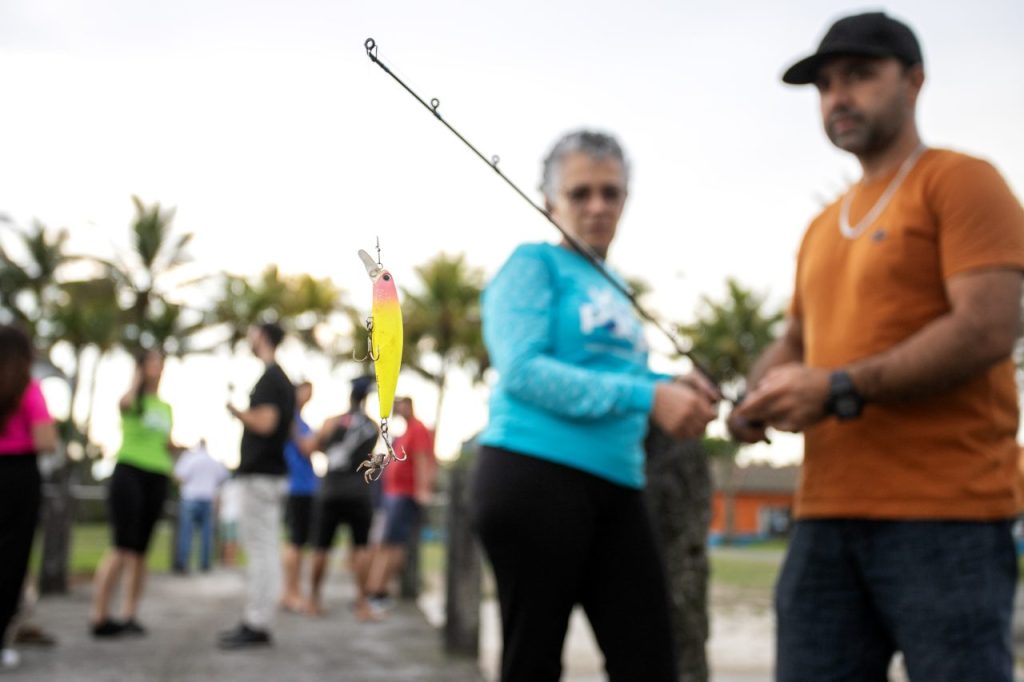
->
xmin=373 ymin=269 xmax=399 ymax=304
xmin=359 ymin=249 xmax=399 ymax=305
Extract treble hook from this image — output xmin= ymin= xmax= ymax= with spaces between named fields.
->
xmin=352 ymin=316 xmax=380 ymax=362
xmin=380 ymin=419 xmax=408 ymax=462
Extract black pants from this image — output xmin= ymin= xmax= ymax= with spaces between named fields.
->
xmin=0 ymin=455 xmax=41 ymax=644
xmin=472 ymin=446 xmax=677 ymax=682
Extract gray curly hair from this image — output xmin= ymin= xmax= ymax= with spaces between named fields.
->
xmin=540 ymin=130 xmax=630 ymax=204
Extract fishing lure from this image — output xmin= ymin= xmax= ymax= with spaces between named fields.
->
xmin=356 ymin=240 xmax=406 ymax=482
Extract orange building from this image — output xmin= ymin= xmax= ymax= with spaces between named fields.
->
xmin=710 ymin=464 xmax=799 ymax=542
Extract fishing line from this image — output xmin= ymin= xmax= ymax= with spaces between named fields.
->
xmin=363 ymin=37 xmax=730 ymax=399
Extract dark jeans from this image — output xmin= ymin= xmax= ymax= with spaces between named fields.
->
xmin=776 ymin=519 xmax=1017 ymax=682
xmin=472 ymin=446 xmax=676 ymax=682
xmin=381 ymin=494 xmax=421 ymax=545
xmin=176 ymin=498 xmax=214 ymax=570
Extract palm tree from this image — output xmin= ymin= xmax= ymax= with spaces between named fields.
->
xmin=676 ymin=277 xmax=784 ymax=546
xmin=50 ymin=278 xmax=122 ymax=444
xmin=0 ymin=219 xmax=102 ymax=430
xmin=400 ymin=253 xmax=487 ymax=444
xmin=677 ymin=278 xmax=784 ymax=392
xmin=208 ymin=265 xmax=345 ymax=354
xmin=0 ymin=220 xmax=73 ymax=346
xmin=281 ymin=273 xmax=343 ymax=351
xmin=103 ymin=196 xmax=203 ymax=355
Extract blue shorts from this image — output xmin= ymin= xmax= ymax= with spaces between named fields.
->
xmin=776 ymin=519 xmax=1017 ymax=682
xmin=382 ymin=495 xmax=421 ymax=545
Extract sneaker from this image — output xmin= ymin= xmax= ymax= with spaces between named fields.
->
xmin=90 ymin=619 xmax=124 ymax=638
xmin=0 ymin=649 xmax=20 ymax=670
xmin=120 ymin=619 xmax=147 ymax=637
xmin=217 ymin=623 xmax=272 ymax=650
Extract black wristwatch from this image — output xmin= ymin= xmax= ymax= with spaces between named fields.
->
xmin=826 ymin=370 xmax=864 ymax=421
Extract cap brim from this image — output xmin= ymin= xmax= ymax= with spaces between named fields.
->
xmin=781 ymin=45 xmax=894 ymax=85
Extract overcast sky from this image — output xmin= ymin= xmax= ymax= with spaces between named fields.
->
xmin=3 ymin=0 xmax=1022 ymax=465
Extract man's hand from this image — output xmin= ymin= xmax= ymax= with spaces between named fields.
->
xmin=651 ymin=382 xmax=718 ymax=440
xmin=733 ymin=363 xmax=830 ymax=433
xmin=726 ymin=410 xmax=769 ymax=444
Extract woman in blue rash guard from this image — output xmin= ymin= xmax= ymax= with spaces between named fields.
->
xmin=472 ymin=130 xmax=719 ymax=682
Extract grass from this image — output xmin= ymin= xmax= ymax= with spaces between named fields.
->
xmin=31 ymin=522 xmax=446 ymax=581
xmin=30 ymin=522 xmax=176 ymax=578
xmin=33 ymin=527 xmax=1024 ymax=595
xmin=710 ymin=553 xmax=783 ymax=592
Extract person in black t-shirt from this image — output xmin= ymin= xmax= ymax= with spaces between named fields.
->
xmin=218 ymin=322 xmax=294 ymax=650
xmin=307 ymin=376 xmax=378 ymax=618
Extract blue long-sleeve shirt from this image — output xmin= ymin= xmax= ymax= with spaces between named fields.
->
xmin=479 ymin=242 xmax=669 ymax=488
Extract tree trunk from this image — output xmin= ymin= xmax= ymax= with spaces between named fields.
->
xmin=38 ymin=452 xmax=75 ymax=595
xmin=67 ymin=346 xmax=85 ymax=427
xmin=444 ymin=464 xmax=481 ymax=656
xmin=433 ymin=361 xmax=448 ymax=449
xmin=82 ymin=348 xmax=104 ymax=445
xmin=41 ymin=344 xmax=82 ymax=596
xmin=645 ymin=426 xmax=711 ymax=682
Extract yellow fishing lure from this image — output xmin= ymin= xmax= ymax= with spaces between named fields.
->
xmin=357 ymin=244 xmax=405 ymax=482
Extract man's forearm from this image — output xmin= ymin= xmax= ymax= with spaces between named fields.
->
xmin=231 ymin=405 xmax=279 ymax=436
xmin=848 ymin=313 xmax=1013 ymax=403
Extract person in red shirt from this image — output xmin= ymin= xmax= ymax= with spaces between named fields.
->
xmin=364 ymin=397 xmax=435 ymax=614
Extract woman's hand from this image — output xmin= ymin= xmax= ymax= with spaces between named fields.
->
xmin=673 ymin=371 xmax=721 ymax=403
xmin=651 ymin=382 xmax=718 ymax=440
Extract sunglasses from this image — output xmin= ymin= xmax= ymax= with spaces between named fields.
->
xmin=564 ymin=184 xmax=625 ymax=204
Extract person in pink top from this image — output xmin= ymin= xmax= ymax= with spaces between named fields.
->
xmin=0 ymin=325 xmax=57 ymax=671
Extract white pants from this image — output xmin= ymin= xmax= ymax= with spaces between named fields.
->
xmin=237 ymin=475 xmax=284 ymax=629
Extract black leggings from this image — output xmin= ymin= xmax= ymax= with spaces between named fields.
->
xmin=0 ymin=455 xmax=41 ymax=644
xmin=472 ymin=446 xmax=677 ymax=682
xmin=108 ymin=462 xmax=168 ymax=554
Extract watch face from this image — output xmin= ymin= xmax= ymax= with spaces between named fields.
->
xmin=836 ymin=395 xmax=860 ymax=418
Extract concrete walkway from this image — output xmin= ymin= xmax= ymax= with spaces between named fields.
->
xmin=4 ymin=568 xmax=482 ymax=682
xmin=11 ymin=564 xmax=1021 ymax=681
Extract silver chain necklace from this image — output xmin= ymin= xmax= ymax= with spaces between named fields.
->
xmin=839 ymin=143 xmax=928 ymax=239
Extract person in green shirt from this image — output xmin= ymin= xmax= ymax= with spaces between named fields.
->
xmin=89 ymin=349 xmax=177 ymax=638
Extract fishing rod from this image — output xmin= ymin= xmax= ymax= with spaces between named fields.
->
xmin=363 ymin=37 xmax=728 ymax=399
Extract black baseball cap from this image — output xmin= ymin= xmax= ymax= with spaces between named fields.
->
xmin=782 ymin=12 xmax=923 ymax=85
xmin=350 ymin=374 xmax=375 ymax=401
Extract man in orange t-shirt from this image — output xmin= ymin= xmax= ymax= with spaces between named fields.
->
xmin=730 ymin=11 xmax=1024 ymax=681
